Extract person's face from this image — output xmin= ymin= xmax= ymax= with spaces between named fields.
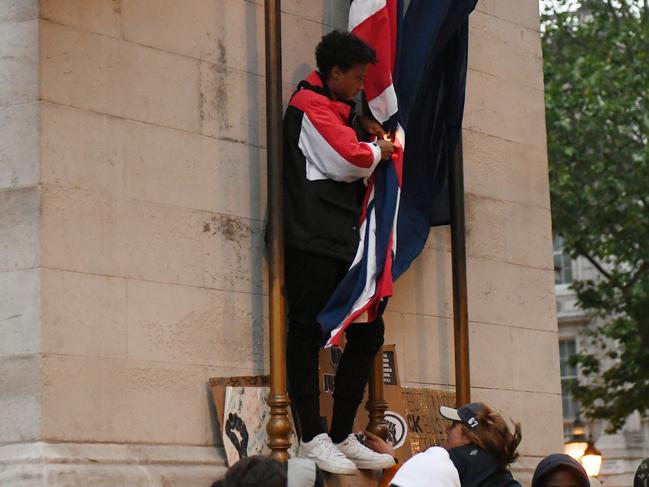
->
xmin=445 ymin=421 xmax=472 ymax=449
xmin=327 ymin=63 xmax=369 ymax=101
xmin=543 ymin=468 xmax=582 ymax=487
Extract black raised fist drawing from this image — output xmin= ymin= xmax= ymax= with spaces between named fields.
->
xmin=225 ymin=412 xmax=249 ymax=460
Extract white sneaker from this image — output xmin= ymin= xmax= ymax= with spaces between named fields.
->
xmin=335 ymin=433 xmax=396 ymax=470
xmin=298 ymin=433 xmax=357 ymax=475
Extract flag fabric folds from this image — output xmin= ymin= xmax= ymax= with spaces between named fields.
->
xmin=317 ymin=0 xmax=478 ymax=346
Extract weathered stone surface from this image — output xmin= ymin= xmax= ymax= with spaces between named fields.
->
xmin=199 ymin=61 xmax=266 ymax=146
xmin=463 ymin=129 xmax=551 ymax=210
xmin=473 ymin=387 xmax=564 ymax=456
xmin=0 ymin=442 xmax=226 ymax=487
xmin=0 ymin=19 xmax=38 ymax=106
xmin=41 ymin=355 xmax=244 ymax=445
xmin=476 ymin=0 xmax=541 ymax=31
xmin=40 ymin=0 xmax=122 ymax=38
xmin=125 ymin=111 xmax=267 ymax=220
xmin=390 ymin=249 xmax=453 ymax=318
xmin=41 ymin=186 xmax=265 ymax=293
xmin=469 ymin=10 xmax=544 ymax=91
xmin=467 ymin=257 xmax=557 ymax=331
xmin=0 ymin=269 xmax=39 ymax=357
xmin=470 ymin=321 xmax=514 ymax=390
xmin=0 ymin=355 xmax=40 ymax=442
xmin=41 ymin=269 xmax=128 ymax=359
xmin=41 ymin=103 xmax=126 ymax=196
xmin=401 ymin=314 xmax=454 ymax=386
xmin=0 ymin=0 xmax=38 ymax=24
xmin=0 ymin=187 xmax=39 ymax=272
xmin=511 ymin=327 xmax=561 ymax=394
xmin=0 ymin=102 xmax=39 ymax=190
xmin=41 ymin=21 xmax=201 ymax=133
xmin=127 ymin=279 xmax=267 ymax=370
xmin=465 ymin=69 xmax=547 ymax=149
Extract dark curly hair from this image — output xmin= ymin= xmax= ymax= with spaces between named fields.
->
xmin=315 ymin=30 xmax=377 ymax=78
xmin=210 ymin=455 xmax=287 ymax=487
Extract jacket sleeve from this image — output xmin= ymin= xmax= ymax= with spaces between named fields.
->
xmin=295 ymin=96 xmax=382 ymax=183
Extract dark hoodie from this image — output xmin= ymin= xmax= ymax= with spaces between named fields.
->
xmin=531 ymin=454 xmax=589 ymax=487
xmin=448 ymin=445 xmax=521 ymax=487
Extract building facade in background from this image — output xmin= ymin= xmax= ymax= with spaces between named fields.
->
xmin=554 ymin=241 xmax=649 ymax=485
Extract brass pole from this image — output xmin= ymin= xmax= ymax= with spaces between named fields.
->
xmin=449 ymin=136 xmax=471 ymax=406
xmin=366 ymin=345 xmax=389 ymax=439
xmin=264 ymin=0 xmax=292 ymax=462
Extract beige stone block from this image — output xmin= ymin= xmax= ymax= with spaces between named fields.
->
xmin=465 ymin=194 xmax=507 ymax=262
xmin=124 ymin=119 xmax=267 ymax=220
xmin=401 ymin=314 xmax=454 ymax=386
xmin=41 ymin=21 xmax=201 ymax=133
xmin=41 ymin=186 xmax=125 ymax=277
xmin=0 ymin=0 xmax=38 ymax=24
xmin=511 ymin=327 xmax=561 ymax=394
xmin=0 ymin=19 xmax=38 ymax=106
xmin=122 ymin=0 xmax=223 ymax=64
xmin=41 ymin=269 xmax=128 ymax=358
xmin=0 ymin=187 xmax=39 ymax=272
xmin=127 ymin=279 xmax=267 ymax=369
xmin=469 ymin=321 xmax=513 ymax=390
xmin=199 ymin=61 xmax=266 ymax=146
xmin=382 ymin=310 xmax=405 ymax=366
xmin=504 ymin=203 xmax=553 ymax=270
xmin=463 ymin=129 xmax=551 ymax=210
xmin=390 ymin=249 xmax=453 ymax=319
xmin=42 ymin=186 xmax=265 ymax=293
xmin=40 ymin=355 xmax=238 ymax=444
xmin=476 ymin=0 xmax=541 ymax=31
xmin=121 ymin=200 xmax=255 ymax=292
xmin=469 ymin=10 xmax=543 ymax=91
xmin=464 ymin=69 xmax=547 ymax=149
xmin=0 ymin=102 xmax=39 ymax=189
xmin=41 ymin=103 xmax=126 ymax=195
xmin=425 ymin=225 xmax=452 ymax=253
xmin=467 ymin=257 xmax=556 ymax=331
xmin=281 ymin=11 xmax=332 ymax=85
xmin=40 ymin=0 xmax=122 ymax=38
xmin=0 ymin=355 xmax=40 ymax=442
xmin=471 ymin=388 xmax=563 ymax=456
xmin=0 ymin=269 xmax=39 ymax=357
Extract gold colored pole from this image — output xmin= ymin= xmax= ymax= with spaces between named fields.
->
xmin=450 ymin=136 xmax=471 ymax=406
xmin=264 ymin=0 xmax=292 ymax=462
xmin=366 ymin=346 xmax=389 ymax=439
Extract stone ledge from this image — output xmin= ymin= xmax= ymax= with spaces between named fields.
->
xmin=0 ymin=441 xmax=227 ymax=486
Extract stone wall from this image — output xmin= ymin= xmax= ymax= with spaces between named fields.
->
xmin=0 ymin=0 xmax=562 ymax=485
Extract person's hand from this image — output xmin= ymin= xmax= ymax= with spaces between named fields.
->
xmin=377 ymin=139 xmax=395 ymax=160
xmin=363 ymin=430 xmax=395 ymax=456
xmin=358 ymin=115 xmax=386 ymax=137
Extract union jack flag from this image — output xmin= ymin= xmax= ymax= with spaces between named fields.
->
xmin=318 ymin=0 xmax=477 ymax=346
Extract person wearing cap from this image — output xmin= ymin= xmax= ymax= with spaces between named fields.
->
xmin=531 ymin=453 xmax=590 ymax=487
xmin=439 ymin=402 xmax=523 ymax=486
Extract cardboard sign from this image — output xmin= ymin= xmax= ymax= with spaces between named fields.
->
xmin=209 ymin=376 xmax=299 ymax=465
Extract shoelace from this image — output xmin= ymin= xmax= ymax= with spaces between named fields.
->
xmin=316 ymin=436 xmax=349 ymax=459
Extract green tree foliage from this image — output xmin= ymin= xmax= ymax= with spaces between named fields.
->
xmin=542 ymin=0 xmax=649 ymax=432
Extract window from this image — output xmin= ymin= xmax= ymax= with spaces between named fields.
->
xmin=554 ymin=236 xmax=574 ymax=285
xmin=560 ymin=338 xmax=580 ymax=436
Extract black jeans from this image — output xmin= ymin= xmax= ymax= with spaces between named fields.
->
xmin=285 ymin=248 xmax=385 ymax=443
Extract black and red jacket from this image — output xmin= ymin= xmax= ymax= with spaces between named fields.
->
xmin=283 ymin=71 xmax=382 ymax=262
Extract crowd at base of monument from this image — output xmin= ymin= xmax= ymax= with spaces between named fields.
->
xmin=210 ymin=401 xmax=649 ymax=487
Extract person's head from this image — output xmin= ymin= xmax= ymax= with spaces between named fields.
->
xmin=212 ymin=455 xmax=287 ymax=487
xmin=531 ymin=454 xmax=589 ymax=487
xmin=635 ymin=457 xmax=649 ymax=487
xmin=440 ymin=402 xmax=522 ymax=466
xmin=315 ymin=30 xmax=377 ymax=101
xmin=389 ymin=446 xmax=460 ymax=487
